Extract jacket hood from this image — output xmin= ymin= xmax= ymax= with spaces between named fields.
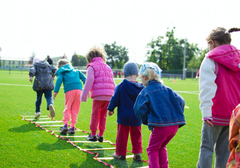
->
xmin=34 ymin=60 xmax=49 ymax=68
xmin=206 ymin=44 xmax=240 ymax=71
xmin=122 ymin=79 xmax=144 ymax=99
xmin=55 ymin=64 xmax=73 ymax=75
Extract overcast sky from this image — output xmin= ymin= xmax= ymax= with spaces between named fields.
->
xmin=0 ymin=0 xmax=240 ymax=64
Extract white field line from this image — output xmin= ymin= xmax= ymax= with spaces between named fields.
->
xmin=176 ymin=91 xmax=199 ymax=95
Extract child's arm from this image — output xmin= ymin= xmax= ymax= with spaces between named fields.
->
xmin=29 ymin=66 xmax=36 ymax=82
xmin=107 ymin=84 xmax=121 ymax=116
xmin=81 ymin=67 xmax=94 ymax=102
xmin=134 ymin=92 xmax=149 ymax=125
xmin=53 ymin=75 xmax=63 ymax=99
xmin=79 ymin=71 xmax=86 ymax=84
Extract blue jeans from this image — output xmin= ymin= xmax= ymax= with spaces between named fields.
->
xmin=35 ymin=90 xmax=53 ymax=112
xmin=197 ymin=122 xmax=229 ymax=168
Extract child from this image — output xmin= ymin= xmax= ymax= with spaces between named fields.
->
xmin=134 ymin=62 xmax=185 ymax=168
xmin=108 ymin=61 xmax=144 ymax=161
xmin=81 ymin=46 xmax=115 ymax=142
xmin=29 ymin=57 xmax=57 ymax=119
xmin=53 ymin=59 xmax=86 ymax=134
xmin=197 ymin=27 xmax=240 ymax=168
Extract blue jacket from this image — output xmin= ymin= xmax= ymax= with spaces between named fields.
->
xmin=29 ymin=60 xmax=57 ymax=91
xmin=107 ymin=79 xmax=145 ymax=126
xmin=54 ymin=64 xmax=86 ymax=93
xmin=134 ymin=80 xmax=186 ymax=130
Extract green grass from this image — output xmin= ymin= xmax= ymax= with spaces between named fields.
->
xmin=0 ymin=71 xmax=202 ymax=168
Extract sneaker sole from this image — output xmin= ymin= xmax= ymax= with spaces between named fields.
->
xmin=49 ymin=105 xmax=55 ymax=117
xmin=35 ymin=113 xmax=41 ymax=119
xmin=61 ymin=128 xmax=68 ymax=135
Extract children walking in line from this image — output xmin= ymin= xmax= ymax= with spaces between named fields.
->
xmin=197 ymin=27 xmax=240 ymax=168
xmin=134 ymin=62 xmax=186 ymax=168
xmin=53 ymin=59 xmax=86 ymax=134
xmin=29 ymin=58 xmax=57 ymax=119
xmin=81 ymin=46 xmax=115 ymax=142
xmin=108 ymin=61 xmax=144 ymax=161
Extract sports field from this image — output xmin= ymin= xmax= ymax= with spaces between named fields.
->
xmin=0 ymin=70 xmax=202 ymax=168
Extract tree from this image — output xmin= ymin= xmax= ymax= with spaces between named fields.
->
xmin=71 ymin=53 xmax=87 ymax=66
xmin=187 ymin=49 xmax=208 ymax=69
xmin=29 ymin=52 xmax=35 ymax=64
xmin=104 ymin=41 xmax=129 ymax=69
xmin=146 ymin=27 xmax=201 ymax=70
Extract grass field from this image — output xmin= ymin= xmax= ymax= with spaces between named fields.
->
xmin=0 ymin=70 xmax=202 ymax=168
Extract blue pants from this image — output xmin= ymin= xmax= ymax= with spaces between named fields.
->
xmin=35 ymin=90 xmax=53 ymax=113
xmin=197 ymin=122 xmax=229 ymax=168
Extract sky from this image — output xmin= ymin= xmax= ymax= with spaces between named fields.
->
xmin=0 ymin=0 xmax=240 ymax=64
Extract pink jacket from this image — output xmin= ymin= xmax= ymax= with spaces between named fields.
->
xmin=207 ymin=45 xmax=240 ymax=125
xmin=87 ymin=57 xmax=115 ymax=98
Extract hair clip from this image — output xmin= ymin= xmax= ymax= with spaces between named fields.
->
xmin=225 ymin=31 xmax=229 ymax=34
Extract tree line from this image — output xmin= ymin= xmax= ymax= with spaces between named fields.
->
xmin=37 ymin=27 xmax=206 ymax=70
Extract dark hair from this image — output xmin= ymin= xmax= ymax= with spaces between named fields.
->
xmin=206 ymin=27 xmax=240 ymax=45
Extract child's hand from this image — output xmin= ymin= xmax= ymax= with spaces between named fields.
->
xmin=53 ymin=92 xmax=58 ymax=100
xmin=108 ymin=111 xmax=114 ymax=116
xmin=205 ymin=119 xmax=213 ymax=127
xmin=29 ymin=77 xmax=33 ymax=83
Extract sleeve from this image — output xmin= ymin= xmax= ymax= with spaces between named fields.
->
xmin=174 ymin=91 xmax=185 ymax=112
xmin=80 ymin=67 xmax=94 ymax=102
xmin=133 ymin=91 xmax=149 ymax=125
xmin=51 ymin=65 xmax=57 ymax=77
xmin=29 ymin=66 xmax=36 ymax=77
xmin=79 ymin=71 xmax=86 ymax=84
xmin=54 ymin=75 xmax=63 ymax=93
xmin=199 ymin=57 xmax=217 ymax=118
xmin=107 ymin=84 xmax=121 ymax=111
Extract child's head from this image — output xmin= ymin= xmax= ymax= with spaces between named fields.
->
xmin=123 ymin=61 xmax=139 ymax=78
xmin=206 ymin=27 xmax=240 ymax=51
xmin=139 ymin=62 xmax=162 ymax=86
xmin=56 ymin=59 xmax=70 ymax=69
xmin=86 ymin=45 xmax=107 ymax=63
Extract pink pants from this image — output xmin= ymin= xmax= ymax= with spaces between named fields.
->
xmin=90 ymin=100 xmax=109 ymax=136
xmin=116 ymin=123 xmax=143 ymax=156
xmin=147 ymin=125 xmax=178 ymax=168
xmin=63 ymin=90 xmax=82 ymax=128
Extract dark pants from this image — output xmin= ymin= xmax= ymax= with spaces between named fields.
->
xmin=35 ymin=89 xmax=53 ymax=113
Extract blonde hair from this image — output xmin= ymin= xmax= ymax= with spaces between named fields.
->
xmin=206 ymin=27 xmax=240 ymax=45
xmin=140 ymin=68 xmax=163 ymax=85
xmin=86 ymin=46 xmax=107 ymax=63
xmin=56 ymin=59 xmax=70 ymax=69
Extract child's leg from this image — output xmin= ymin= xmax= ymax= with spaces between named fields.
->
xmin=116 ymin=124 xmax=129 ymax=156
xmin=90 ymin=100 xmax=101 ymax=136
xmin=70 ymin=90 xmax=82 ymax=128
xmin=130 ymin=125 xmax=143 ymax=154
xmin=147 ymin=125 xmax=178 ymax=168
xmin=62 ymin=90 xmax=75 ymax=126
xmin=98 ymin=101 xmax=109 ymax=136
xmin=36 ymin=91 xmax=43 ymax=112
xmin=44 ymin=89 xmax=53 ymax=110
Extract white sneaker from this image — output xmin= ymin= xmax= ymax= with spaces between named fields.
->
xmin=49 ymin=104 xmax=55 ymax=117
xmin=35 ymin=112 xmax=41 ymax=119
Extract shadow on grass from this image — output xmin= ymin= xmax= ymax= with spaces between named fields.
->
xmin=8 ymin=123 xmax=42 ymax=132
xmin=108 ymin=159 xmax=144 ymax=168
xmin=36 ymin=139 xmax=74 ymax=151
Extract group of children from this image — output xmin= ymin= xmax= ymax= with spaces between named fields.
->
xmin=29 ymin=27 xmax=240 ymax=168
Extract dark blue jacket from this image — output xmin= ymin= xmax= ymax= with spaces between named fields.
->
xmin=107 ymin=79 xmax=145 ymax=126
xmin=134 ymin=80 xmax=186 ymax=130
xmin=29 ymin=60 xmax=57 ymax=91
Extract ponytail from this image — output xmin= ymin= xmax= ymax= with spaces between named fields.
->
xmin=228 ymin=28 xmax=240 ymax=33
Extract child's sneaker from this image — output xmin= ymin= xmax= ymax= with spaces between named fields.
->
xmin=67 ymin=127 xmax=75 ymax=134
xmin=97 ymin=134 xmax=103 ymax=142
xmin=60 ymin=124 xmax=68 ymax=135
xmin=35 ymin=112 xmax=41 ymax=119
xmin=86 ymin=134 xmax=97 ymax=141
xmin=49 ymin=104 xmax=55 ymax=118
xmin=133 ymin=153 xmax=142 ymax=161
xmin=113 ymin=153 xmax=126 ymax=160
